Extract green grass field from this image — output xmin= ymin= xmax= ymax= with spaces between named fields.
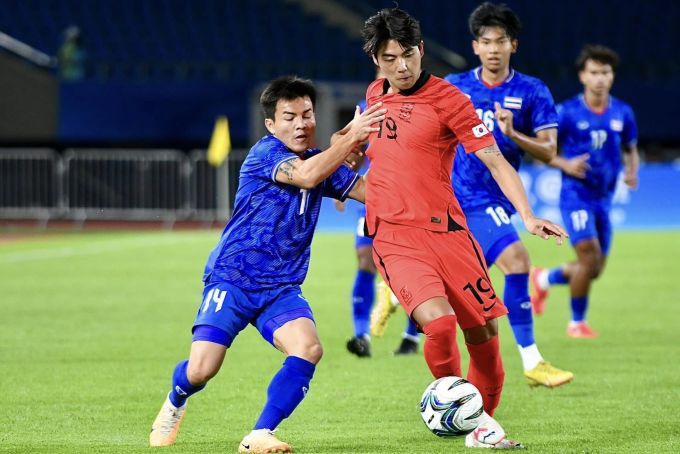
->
xmin=2 ymin=229 xmax=679 ymax=453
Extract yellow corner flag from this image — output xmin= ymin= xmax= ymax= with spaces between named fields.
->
xmin=207 ymin=116 xmax=231 ymax=167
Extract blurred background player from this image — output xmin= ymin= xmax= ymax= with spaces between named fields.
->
xmin=444 ymin=2 xmax=573 ymax=388
xmin=343 ymin=95 xmax=420 ymax=358
xmin=361 ymin=8 xmax=567 ymax=449
xmin=531 ymin=45 xmax=639 ymax=338
xmin=149 ymin=76 xmax=385 ymax=453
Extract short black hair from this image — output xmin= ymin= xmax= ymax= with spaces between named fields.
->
xmin=576 ymin=44 xmax=620 ymax=72
xmin=362 ymin=8 xmax=422 ymax=57
xmin=259 ymin=76 xmax=316 ymax=120
xmin=468 ymin=2 xmax=521 ymax=40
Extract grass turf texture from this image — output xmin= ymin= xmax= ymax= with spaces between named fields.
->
xmin=1 ymin=230 xmax=679 ymax=453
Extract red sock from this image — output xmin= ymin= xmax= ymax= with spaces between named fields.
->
xmin=466 ymin=335 xmax=504 ymax=416
xmin=422 ymin=315 xmax=461 ymax=378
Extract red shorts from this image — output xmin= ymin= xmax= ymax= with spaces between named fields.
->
xmin=372 ymin=222 xmax=508 ymax=330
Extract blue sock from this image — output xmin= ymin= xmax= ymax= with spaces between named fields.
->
xmin=254 ymin=356 xmax=316 ymax=430
xmin=352 ymin=270 xmax=375 ymax=337
xmin=168 ymin=359 xmax=206 ymax=408
xmin=504 ymin=273 xmax=535 ymax=347
xmin=571 ymin=296 xmax=588 ymax=322
xmin=405 ymin=319 xmax=420 ymax=338
xmin=548 ymin=267 xmax=569 ymax=285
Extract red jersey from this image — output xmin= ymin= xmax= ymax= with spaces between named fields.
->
xmin=364 ymin=72 xmax=496 ymax=235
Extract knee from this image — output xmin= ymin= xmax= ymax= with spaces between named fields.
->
xmin=581 ymin=253 xmax=604 ymax=279
xmin=357 ymin=253 xmax=376 ymax=273
xmin=187 ymin=360 xmax=219 ymax=385
xmin=463 ymin=320 xmax=499 ymax=344
xmin=295 ymin=341 xmax=324 ymax=364
xmin=498 ymin=247 xmax=530 ymax=274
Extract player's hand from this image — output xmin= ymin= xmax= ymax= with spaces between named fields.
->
xmin=334 ymin=199 xmax=346 ymax=212
xmin=349 ymin=103 xmax=386 ymax=146
xmin=623 ymin=170 xmax=638 ymax=189
xmin=563 ymin=153 xmax=590 ymax=178
xmin=493 ymin=102 xmax=515 ymax=137
xmin=344 ymin=148 xmax=364 ymax=169
xmin=524 ymin=216 xmax=568 ymax=245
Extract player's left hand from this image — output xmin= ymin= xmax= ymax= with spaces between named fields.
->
xmin=623 ymin=171 xmax=638 ymax=189
xmin=334 ymin=199 xmax=346 ymax=212
xmin=494 ymin=102 xmax=515 ymax=136
xmin=524 ymin=216 xmax=568 ymax=245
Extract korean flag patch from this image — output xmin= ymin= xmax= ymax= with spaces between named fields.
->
xmin=472 ymin=123 xmax=489 ymax=138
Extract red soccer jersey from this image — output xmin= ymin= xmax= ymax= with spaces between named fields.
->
xmin=365 ymin=72 xmax=496 ymax=235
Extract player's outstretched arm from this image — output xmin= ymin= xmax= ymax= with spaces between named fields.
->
xmin=275 ymin=103 xmax=385 ymax=189
xmin=475 ymin=144 xmax=567 ymax=244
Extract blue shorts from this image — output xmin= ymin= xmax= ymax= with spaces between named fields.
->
xmin=561 ymin=198 xmax=612 ymax=256
xmin=192 ymin=281 xmax=315 ymax=348
xmin=355 ymin=206 xmax=373 ymax=249
xmin=464 ymin=204 xmax=521 ymax=266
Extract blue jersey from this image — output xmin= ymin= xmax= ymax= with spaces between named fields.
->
xmin=558 ymin=94 xmax=637 ymax=201
xmin=445 ymin=67 xmax=558 ymax=213
xmin=203 ymin=135 xmax=359 ymax=290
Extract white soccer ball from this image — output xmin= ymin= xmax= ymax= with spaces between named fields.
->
xmin=420 ymin=376 xmax=484 ymax=437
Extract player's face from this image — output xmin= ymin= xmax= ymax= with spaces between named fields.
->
xmin=264 ymin=96 xmax=316 ymax=153
xmin=579 ymin=60 xmax=614 ymax=97
xmin=472 ymin=26 xmax=517 ymax=72
xmin=373 ymin=39 xmax=423 ymax=92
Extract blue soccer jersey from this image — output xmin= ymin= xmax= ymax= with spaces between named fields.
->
xmin=557 ymin=94 xmax=638 ymax=202
xmin=445 ymin=67 xmax=558 ymax=214
xmin=203 ymin=135 xmax=359 ymax=290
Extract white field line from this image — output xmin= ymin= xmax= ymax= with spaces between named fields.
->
xmin=0 ymin=233 xmax=212 ymax=264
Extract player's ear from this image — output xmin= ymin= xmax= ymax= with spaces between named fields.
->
xmin=264 ymin=118 xmax=275 ymax=135
xmin=472 ymin=39 xmax=480 ymax=56
xmin=371 ymin=54 xmax=379 ymax=66
xmin=511 ymin=39 xmax=518 ymax=54
xmin=418 ymin=41 xmax=424 ymax=57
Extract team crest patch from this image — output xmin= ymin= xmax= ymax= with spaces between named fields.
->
xmin=399 ymin=103 xmax=414 ymax=122
xmin=400 ymin=286 xmax=413 ymax=304
xmin=503 ymin=96 xmax=523 ymax=109
xmin=472 ymin=123 xmax=489 ymax=138
xmin=577 ymin=120 xmax=589 ymax=130
xmin=610 ymin=119 xmax=624 ymax=131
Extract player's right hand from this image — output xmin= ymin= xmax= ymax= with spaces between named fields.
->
xmin=350 ymin=102 xmax=386 ymax=145
xmin=563 ymin=153 xmax=590 ymax=178
xmin=334 ymin=199 xmax=346 ymax=212
xmin=524 ymin=216 xmax=568 ymax=245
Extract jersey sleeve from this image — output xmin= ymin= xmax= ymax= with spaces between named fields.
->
xmin=621 ymin=103 xmax=638 ymax=147
xmin=530 ymin=81 xmax=559 ymax=133
xmin=438 ymin=86 xmax=496 ymax=153
xmin=258 ymin=140 xmax=299 ymax=183
xmin=322 ymin=165 xmax=360 ymax=201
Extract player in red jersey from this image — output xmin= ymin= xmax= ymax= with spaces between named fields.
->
xmin=361 ymin=8 xmax=567 ymax=449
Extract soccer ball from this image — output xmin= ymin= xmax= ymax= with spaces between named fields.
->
xmin=420 ymin=376 xmax=484 ymax=437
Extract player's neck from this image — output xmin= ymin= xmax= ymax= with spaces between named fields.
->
xmin=583 ymin=90 xmax=609 ymax=112
xmin=480 ymin=66 xmax=510 ymax=87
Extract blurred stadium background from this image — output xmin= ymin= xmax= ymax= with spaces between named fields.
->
xmin=1 ymin=0 xmax=679 ymax=229
xmin=2 ymin=2 xmax=680 ymax=453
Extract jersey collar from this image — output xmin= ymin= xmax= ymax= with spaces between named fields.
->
xmin=474 ymin=66 xmax=515 ymax=88
xmin=382 ymin=71 xmax=431 ymax=96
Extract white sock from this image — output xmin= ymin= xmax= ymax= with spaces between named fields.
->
xmin=537 ymin=269 xmax=550 ymax=290
xmin=518 ymin=344 xmax=543 ymax=370
xmin=402 ymin=333 xmax=420 ymax=343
